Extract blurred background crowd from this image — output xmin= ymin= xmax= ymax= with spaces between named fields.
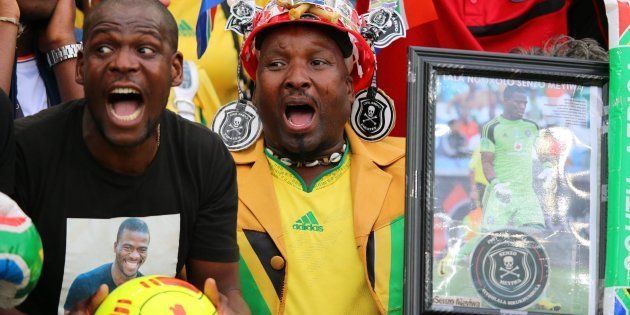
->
xmin=0 ymin=0 xmax=610 ymax=128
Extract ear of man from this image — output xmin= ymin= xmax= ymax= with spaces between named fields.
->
xmin=170 ymin=52 xmax=184 ymax=87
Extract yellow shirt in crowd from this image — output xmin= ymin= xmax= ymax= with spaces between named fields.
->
xmin=167 ymin=1 xmax=240 ymax=125
xmin=469 ymin=146 xmax=488 ymax=186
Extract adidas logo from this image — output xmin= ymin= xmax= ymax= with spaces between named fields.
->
xmin=292 ymin=211 xmax=324 ymax=232
xmin=178 ymin=20 xmax=194 ymax=37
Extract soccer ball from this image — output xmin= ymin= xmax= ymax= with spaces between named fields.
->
xmin=0 ymin=193 xmax=44 ymax=309
xmin=95 ymin=276 xmax=217 ymax=315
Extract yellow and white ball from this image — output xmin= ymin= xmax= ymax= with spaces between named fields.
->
xmin=95 ymin=275 xmax=216 ymax=315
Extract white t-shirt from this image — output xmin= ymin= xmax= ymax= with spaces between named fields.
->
xmin=16 ymin=55 xmax=48 ymax=117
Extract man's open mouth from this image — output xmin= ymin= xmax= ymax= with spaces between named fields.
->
xmin=125 ymin=259 xmax=139 ymax=268
xmin=285 ymin=103 xmax=316 ymax=130
xmin=107 ymin=87 xmax=144 ymax=123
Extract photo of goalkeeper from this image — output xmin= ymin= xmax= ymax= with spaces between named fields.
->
xmin=480 ymin=85 xmax=552 ymax=230
xmin=430 ymin=72 xmax=601 ymax=314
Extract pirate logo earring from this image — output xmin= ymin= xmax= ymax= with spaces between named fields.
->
xmin=211 ymin=54 xmax=261 ymax=151
xmin=212 ymin=0 xmax=262 ymax=151
xmin=351 ymin=86 xmax=395 ymax=141
xmin=212 ymin=99 xmax=262 ymax=151
xmin=350 ymin=6 xmax=400 ymax=142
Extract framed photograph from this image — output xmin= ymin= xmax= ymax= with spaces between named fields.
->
xmin=404 ymin=48 xmax=608 ymax=314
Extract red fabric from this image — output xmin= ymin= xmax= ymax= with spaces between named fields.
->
xmin=403 ymin=0 xmax=437 ymax=29
xmin=377 ymin=0 xmax=572 ymax=136
xmin=619 ymin=1 xmax=630 ymax=38
xmin=355 ymin=0 xmax=369 ymax=17
xmin=457 ymin=120 xmax=479 ymax=140
xmin=210 ymin=6 xmax=217 ymax=26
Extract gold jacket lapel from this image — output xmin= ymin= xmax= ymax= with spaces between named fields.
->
xmin=234 ymin=139 xmax=287 ymax=256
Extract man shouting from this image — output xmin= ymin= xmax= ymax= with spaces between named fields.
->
xmin=13 ymin=0 xmax=247 ymax=313
xmin=231 ymin=1 xmax=406 ymax=313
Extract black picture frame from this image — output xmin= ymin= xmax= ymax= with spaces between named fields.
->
xmin=404 ymin=47 xmax=609 ymax=315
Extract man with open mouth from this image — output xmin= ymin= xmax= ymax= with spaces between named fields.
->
xmin=11 ymin=0 xmax=248 ymax=314
xmin=232 ymin=1 xmax=406 ymax=313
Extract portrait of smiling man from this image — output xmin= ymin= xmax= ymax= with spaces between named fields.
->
xmin=63 ymin=218 xmax=150 ymax=313
xmin=11 ymin=0 xmax=248 ymax=313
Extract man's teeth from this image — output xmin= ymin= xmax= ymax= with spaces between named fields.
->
xmin=108 ymin=104 xmax=143 ymax=121
xmin=111 ymin=87 xmax=140 ymax=94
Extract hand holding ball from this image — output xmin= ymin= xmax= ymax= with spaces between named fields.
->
xmin=95 ymin=275 xmax=217 ymax=315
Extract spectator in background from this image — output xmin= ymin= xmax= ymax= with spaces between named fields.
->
xmin=456 ymin=106 xmax=479 ymax=141
xmin=468 ymin=146 xmax=487 ymax=209
xmin=0 ymin=0 xmax=83 ymax=118
xmin=165 ymin=0 xmax=253 ymax=124
xmin=439 ymin=119 xmax=469 ymax=158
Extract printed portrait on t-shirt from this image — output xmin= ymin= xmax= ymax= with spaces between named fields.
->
xmin=58 ymin=214 xmax=180 ymax=314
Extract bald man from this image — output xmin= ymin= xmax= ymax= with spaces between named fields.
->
xmin=13 ymin=1 xmax=247 ymax=313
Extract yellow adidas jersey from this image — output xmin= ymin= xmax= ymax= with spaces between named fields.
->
xmin=266 ymin=150 xmax=379 ymax=314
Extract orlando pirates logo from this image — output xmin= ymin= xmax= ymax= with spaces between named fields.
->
xmin=368 ymin=7 xmax=391 ymax=28
xmin=211 ymin=101 xmax=262 ymax=151
xmin=350 ymin=88 xmax=395 ymax=142
xmin=470 ymin=229 xmax=549 ymax=310
xmin=226 ymin=1 xmax=260 ymax=35
xmin=361 ymin=8 xmax=406 ymax=48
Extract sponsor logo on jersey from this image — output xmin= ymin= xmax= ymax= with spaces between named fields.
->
xmin=470 ymin=229 xmax=549 ymax=310
xmin=292 ymin=211 xmax=324 ymax=232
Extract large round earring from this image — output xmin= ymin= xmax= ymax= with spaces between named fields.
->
xmin=212 ymin=100 xmax=262 ymax=151
xmin=211 ymin=0 xmax=262 ymax=151
xmin=350 ymin=87 xmax=395 ymax=142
